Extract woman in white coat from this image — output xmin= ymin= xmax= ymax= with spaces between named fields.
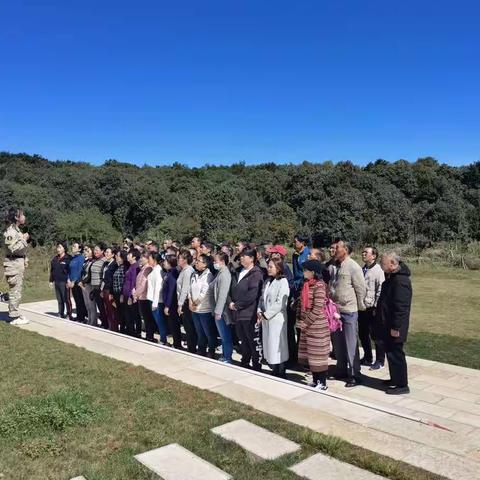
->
xmin=257 ymin=257 xmax=290 ymax=378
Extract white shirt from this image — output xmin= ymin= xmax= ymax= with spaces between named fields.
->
xmin=238 ymin=265 xmax=253 ymax=283
xmin=147 ymin=265 xmax=163 ymax=309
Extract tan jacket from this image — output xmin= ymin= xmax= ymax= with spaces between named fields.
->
xmin=331 ymin=257 xmax=366 ymax=313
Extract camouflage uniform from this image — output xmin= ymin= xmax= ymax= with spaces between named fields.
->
xmin=3 ymin=224 xmax=28 ymax=320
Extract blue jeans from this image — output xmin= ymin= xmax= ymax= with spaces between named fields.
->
xmin=192 ymin=312 xmax=217 ymax=354
xmin=215 ymin=316 xmax=233 ymax=363
xmin=152 ymin=303 xmax=168 ymax=343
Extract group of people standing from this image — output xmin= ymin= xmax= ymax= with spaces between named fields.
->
xmin=47 ymin=233 xmax=413 ymax=395
xmin=0 ymin=208 xmax=412 ymax=396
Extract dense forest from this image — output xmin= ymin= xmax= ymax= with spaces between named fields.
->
xmin=1 ymin=152 xmax=479 ymax=247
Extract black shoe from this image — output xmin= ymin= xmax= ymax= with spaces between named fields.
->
xmin=360 ymin=357 xmax=373 ymax=367
xmin=386 ymin=386 xmax=410 ymax=395
xmin=345 ymin=377 xmax=359 ymax=388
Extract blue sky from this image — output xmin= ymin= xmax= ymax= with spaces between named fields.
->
xmin=1 ymin=0 xmax=479 ymax=167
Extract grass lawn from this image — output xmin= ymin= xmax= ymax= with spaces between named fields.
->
xmin=407 ymin=263 xmax=480 ymax=369
xmin=1 ymin=249 xmax=479 ymax=369
xmin=0 ymin=323 xmax=443 ymax=480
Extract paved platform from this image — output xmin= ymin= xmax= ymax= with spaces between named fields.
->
xmin=6 ymin=300 xmax=480 ymax=480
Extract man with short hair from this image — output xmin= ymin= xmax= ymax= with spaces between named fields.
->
xmin=200 ymin=241 xmax=215 ymax=274
xmin=378 ymin=251 xmax=412 ymax=395
xmin=359 ymin=246 xmax=385 ymax=369
xmin=330 ymin=240 xmax=366 ymax=387
xmin=191 ymin=236 xmax=202 ymax=258
xmin=292 ymin=234 xmax=310 ymax=292
xmin=308 ymin=248 xmax=330 ymax=283
xmin=231 ymin=241 xmax=247 ymax=271
xmin=147 ymin=241 xmax=159 ymax=253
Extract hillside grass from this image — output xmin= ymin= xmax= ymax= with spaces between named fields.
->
xmin=0 ymin=323 xmax=444 ymax=480
xmin=1 ymin=248 xmax=479 ymax=369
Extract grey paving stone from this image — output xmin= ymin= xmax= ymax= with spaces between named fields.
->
xmin=135 ymin=443 xmax=231 ymax=480
xmin=211 ymin=419 xmax=300 ymax=460
xmin=289 ymin=453 xmax=387 ymax=479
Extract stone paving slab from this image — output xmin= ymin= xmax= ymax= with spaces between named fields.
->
xmin=211 ymin=419 xmax=300 ymax=460
xmin=135 ymin=443 xmax=232 ymax=480
xmin=289 ymin=453 xmax=387 ymax=479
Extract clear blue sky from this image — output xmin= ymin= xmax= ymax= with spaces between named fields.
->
xmin=1 ymin=0 xmax=479 ymax=167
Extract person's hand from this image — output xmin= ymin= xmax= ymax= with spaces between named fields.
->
xmin=49 ymin=282 xmax=54 ymax=289
xmin=23 ymin=232 xmax=29 ymax=241
xmin=229 ymin=302 xmax=237 ymax=311
xmin=214 ymin=313 xmax=221 ymax=321
xmin=164 ymin=307 xmax=170 ymax=316
xmin=390 ymin=329 xmax=400 ymax=338
xmin=257 ymin=312 xmax=263 ymax=322
xmin=177 ymin=306 xmax=183 ymax=316
xmin=108 ymin=294 xmax=113 ymax=302
xmin=152 ymin=306 xmax=158 ymax=312
xmin=127 ymin=297 xmax=132 ymax=306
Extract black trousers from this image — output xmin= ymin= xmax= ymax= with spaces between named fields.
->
xmin=385 ymin=341 xmax=408 ymax=387
xmin=113 ymin=293 xmax=127 ymax=333
xmin=286 ymin=304 xmax=298 ymax=366
xmin=92 ymin=288 xmax=107 ymax=328
xmin=181 ymin=303 xmax=198 ymax=353
xmin=54 ymin=281 xmax=72 ymax=318
xmin=126 ymin=302 xmax=142 ymax=337
xmin=358 ymin=308 xmax=385 ymax=364
xmin=236 ymin=320 xmax=262 ymax=370
xmin=139 ymin=299 xmax=156 ymax=341
xmin=71 ymin=284 xmax=86 ymax=322
xmin=166 ymin=308 xmax=182 ymax=348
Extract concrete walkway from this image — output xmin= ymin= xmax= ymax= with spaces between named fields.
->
xmin=7 ymin=300 xmax=480 ymax=480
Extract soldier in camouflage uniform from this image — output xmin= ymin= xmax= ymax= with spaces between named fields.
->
xmin=3 ymin=208 xmax=30 ymax=325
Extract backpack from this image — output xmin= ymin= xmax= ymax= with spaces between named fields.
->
xmin=324 ymin=297 xmax=342 ymax=332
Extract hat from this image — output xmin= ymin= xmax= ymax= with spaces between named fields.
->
xmin=302 ymin=260 xmax=324 ymax=275
xmin=267 ymin=245 xmax=287 ymax=257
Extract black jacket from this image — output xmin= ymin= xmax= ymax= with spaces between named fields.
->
xmin=376 ymin=262 xmax=412 ymax=343
xmin=50 ymin=254 xmax=71 ymax=283
xmin=230 ymin=265 xmax=264 ymax=322
xmin=102 ymin=260 xmax=118 ymax=292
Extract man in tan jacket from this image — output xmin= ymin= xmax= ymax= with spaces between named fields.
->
xmin=330 ymin=240 xmax=366 ymax=387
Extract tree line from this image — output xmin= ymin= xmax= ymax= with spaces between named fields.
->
xmin=1 ymin=152 xmax=479 ymax=247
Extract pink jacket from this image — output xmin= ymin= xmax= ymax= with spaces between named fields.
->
xmin=134 ymin=265 xmax=152 ymax=300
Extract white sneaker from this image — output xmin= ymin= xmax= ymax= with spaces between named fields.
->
xmin=314 ymin=381 xmax=328 ymax=391
xmin=10 ymin=316 xmax=30 ymax=325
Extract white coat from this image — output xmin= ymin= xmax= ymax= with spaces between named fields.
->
xmin=258 ymin=277 xmax=289 ymax=365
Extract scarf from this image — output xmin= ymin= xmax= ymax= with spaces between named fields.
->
xmin=301 ymin=278 xmax=317 ymax=312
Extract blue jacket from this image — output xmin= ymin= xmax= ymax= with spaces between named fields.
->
xmin=292 ymin=247 xmax=310 ymax=292
xmin=68 ymin=253 xmax=85 ymax=284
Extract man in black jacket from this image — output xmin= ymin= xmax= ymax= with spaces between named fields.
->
xmin=229 ymin=249 xmax=264 ymax=371
xmin=377 ymin=251 xmax=413 ymax=395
